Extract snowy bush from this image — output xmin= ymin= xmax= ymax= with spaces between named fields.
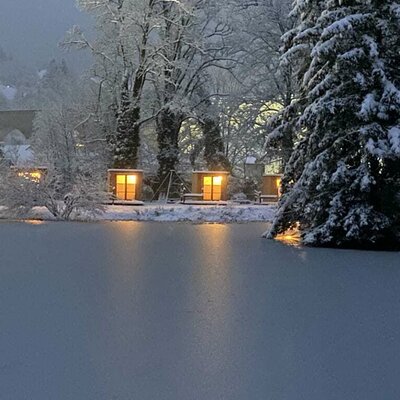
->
xmin=142 ymin=184 xmax=155 ymax=201
xmin=0 ymin=168 xmax=44 ymax=217
xmin=232 ymin=192 xmax=247 ymax=201
xmin=42 ymin=171 xmax=107 ymax=220
xmin=0 ymin=168 xmax=107 ymax=220
xmin=227 ymin=176 xmax=242 ymax=200
xmin=228 ymin=177 xmax=259 ymax=201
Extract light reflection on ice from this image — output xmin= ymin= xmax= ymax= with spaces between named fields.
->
xmin=276 ymin=229 xmax=301 ymax=247
xmin=22 ymin=219 xmax=46 ymax=225
xmin=189 ymin=224 xmax=234 ymax=374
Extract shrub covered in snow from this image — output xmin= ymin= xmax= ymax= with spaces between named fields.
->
xmin=0 ymin=168 xmax=107 ymax=220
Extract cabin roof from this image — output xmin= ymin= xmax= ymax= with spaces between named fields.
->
xmin=108 ymin=169 xmax=144 ymax=173
xmin=192 ymin=170 xmax=230 ymax=174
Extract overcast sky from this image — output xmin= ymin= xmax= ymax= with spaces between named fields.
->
xmin=0 ymin=0 xmax=91 ymax=70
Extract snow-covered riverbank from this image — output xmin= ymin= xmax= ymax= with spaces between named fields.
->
xmin=17 ymin=203 xmax=277 ymax=223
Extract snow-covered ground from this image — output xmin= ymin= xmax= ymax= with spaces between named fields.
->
xmin=26 ymin=203 xmax=277 ymax=223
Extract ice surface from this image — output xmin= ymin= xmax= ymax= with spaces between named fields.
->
xmin=0 ymin=222 xmax=399 ymax=400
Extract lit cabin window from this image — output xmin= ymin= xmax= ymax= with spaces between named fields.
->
xmin=17 ymin=171 xmax=42 ymax=182
xmin=276 ymin=177 xmax=282 ymax=197
xmin=203 ymin=176 xmax=223 ymax=201
xmin=30 ymin=172 xmax=42 ymax=181
xmin=116 ymin=174 xmax=137 ymax=200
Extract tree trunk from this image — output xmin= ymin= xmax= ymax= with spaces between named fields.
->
xmin=156 ymin=108 xmax=183 ymax=186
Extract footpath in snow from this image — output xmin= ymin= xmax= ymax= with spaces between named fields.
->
xmin=27 ymin=203 xmax=277 ymax=223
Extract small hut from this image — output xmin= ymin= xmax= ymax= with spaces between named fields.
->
xmin=107 ymin=169 xmax=144 ymax=201
xmin=260 ymin=174 xmax=282 ymax=203
xmin=189 ymin=171 xmax=229 ymax=202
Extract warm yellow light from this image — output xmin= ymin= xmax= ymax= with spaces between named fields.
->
xmin=17 ymin=171 xmax=42 ymax=182
xmin=116 ymin=175 xmax=126 ymax=184
xmin=30 ymin=172 xmax=42 ymax=180
xmin=213 ymin=176 xmax=222 ymax=186
xmin=276 ymin=230 xmax=301 ymax=246
xmin=24 ymin=219 xmax=46 ymax=225
xmin=204 ymin=176 xmax=212 ymax=185
xmin=276 ymin=178 xmax=281 ymax=188
xmin=127 ymin=175 xmax=137 ymax=184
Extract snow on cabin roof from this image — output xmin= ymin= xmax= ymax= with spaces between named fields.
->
xmin=192 ymin=170 xmax=230 ymax=174
xmin=107 ymin=169 xmax=144 ymax=173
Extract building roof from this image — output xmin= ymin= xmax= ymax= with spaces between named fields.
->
xmin=0 ymin=110 xmax=38 ymax=142
xmin=108 ymin=169 xmax=144 ymax=173
xmin=192 ymin=170 xmax=230 ymax=174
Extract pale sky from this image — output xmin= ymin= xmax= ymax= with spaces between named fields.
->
xmin=0 ymin=0 xmax=91 ymax=70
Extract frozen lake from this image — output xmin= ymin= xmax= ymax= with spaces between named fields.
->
xmin=1 ymin=221 xmax=399 ymax=400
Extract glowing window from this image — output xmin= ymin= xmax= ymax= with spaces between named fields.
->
xmin=276 ymin=177 xmax=282 ymax=197
xmin=116 ymin=174 xmax=137 ymax=200
xmin=213 ymin=176 xmax=222 ymax=186
xmin=116 ymin=175 xmax=126 ymax=184
xmin=127 ymin=175 xmax=137 ymax=184
xmin=30 ymin=172 xmax=42 ymax=181
xmin=203 ymin=176 xmax=222 ymax=201
xmin=17 ymin=171 xmax=42 ymax=182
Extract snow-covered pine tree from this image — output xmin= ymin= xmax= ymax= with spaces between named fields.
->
xmin=198 ymin=94 xmax=231 ymax=171
xmin=202 ymin=116 xmax=230 ymax=170
xmin=267 ymin=0 xmax=400 ymax=248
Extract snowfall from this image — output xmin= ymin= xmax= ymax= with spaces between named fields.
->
xmin=2 ymin=202 xmax=277 ymax=223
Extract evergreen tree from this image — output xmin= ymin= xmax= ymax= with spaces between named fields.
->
xmin=267 ymin=0 xmax=400 ymax=248
xmin=202 ymin=117 xmax=230 ymax=171
xmin=112 ymin=77 xmax=141 ymax=169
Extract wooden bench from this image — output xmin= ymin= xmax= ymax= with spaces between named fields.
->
xmin=259 ymin=194 xmax=279 ymax=203
xmin=181 ymin=193 xmax=203 ymax=203
xmin=232 ymin=199 xmax=252 ymax=205
xmin=104 ymin=193 xmax=144 ymax=206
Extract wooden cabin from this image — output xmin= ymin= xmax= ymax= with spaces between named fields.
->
xmin=260 ymin=174 xmax=282 ymax=203
xmin=107 ymin=169 xmax=144 ymax=201
xmin=189 ymin=171 xmax=230 ymax=201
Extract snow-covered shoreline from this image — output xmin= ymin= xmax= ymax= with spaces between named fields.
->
xmin=6 ymin=203 xmax=277 ymax=223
